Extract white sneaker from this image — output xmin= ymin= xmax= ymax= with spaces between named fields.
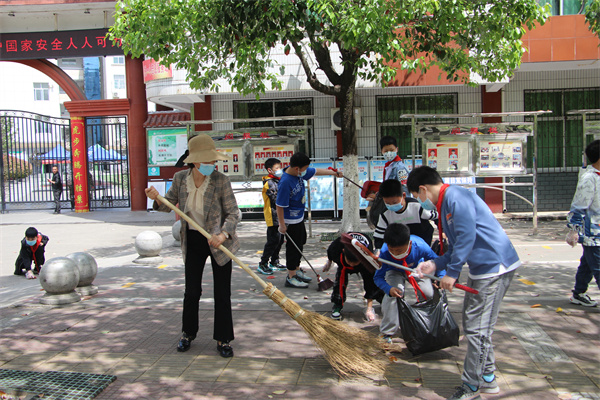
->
xmin=480 ymin=376 xmax=500 ymax=394
xmin=570 ymin=293 xmax=598 ymax=307
xmin=285 ymin=276 xmax=308 ymax=288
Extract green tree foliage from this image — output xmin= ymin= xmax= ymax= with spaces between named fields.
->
xmin=586 ymin=0 xmax=600 ymax=37
xmin=111 ymin=0 xmax=548 ymax=227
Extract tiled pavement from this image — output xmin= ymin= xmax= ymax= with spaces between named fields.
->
xmin=0 ymin=212 xmax=599 ymax=399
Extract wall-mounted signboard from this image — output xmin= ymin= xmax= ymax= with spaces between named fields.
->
xmin=147 ymin=128 xmax=187 ymax=167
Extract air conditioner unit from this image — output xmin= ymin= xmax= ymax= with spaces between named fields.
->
xmin=331 ymin=108 xmax=361 ymax=130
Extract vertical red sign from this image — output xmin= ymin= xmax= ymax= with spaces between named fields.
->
xmin=71 ymin=117 xmax=89 ymax=212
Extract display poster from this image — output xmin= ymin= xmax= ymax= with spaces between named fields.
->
xmin=215 ymin=147 xmax=245 ymax=176
xmin=308 ymin=161 xmax=335 ymax=210
xmin=147 ymin=128 xmax=188 ymax=167
xmin=445 ymin=176 xmax=476 ymax=193
xmin=478 ymin=141 xmax=523 ymax=172
xmin=252 ymin=144 xmax=295 ymax=175
xmin=405 ymin=158 xmax=423 ymax=172
xmin=425 ymin=142 xmax=470 ymax=172
xmin=146 ymin=181 xmax=166 ymax=210
xmin=334 ymin=161 xmax=370 ymax=209
xmin=370 ymin=160 xmax=386 ymax=182
xmin=231 ymin=181 xmax=264 ymax=208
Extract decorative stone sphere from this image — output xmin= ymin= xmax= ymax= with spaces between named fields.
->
xmin=66 ymin=252 xmax=98 ymax=287
xmin=40 ymin=257 xmax=80 ymax=294
xmin=172 ymin=220 xmax=182 ymax=242
xmin=135 ymin=231 xmax=163 ymax=257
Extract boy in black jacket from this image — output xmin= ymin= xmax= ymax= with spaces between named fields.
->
xmin=14 ymin=227 xmax=49 ymax=279
xmin=258 ymin=158 xmax=286 ymax=275
xmin=324 ymin=232 xmax=383 ymax=321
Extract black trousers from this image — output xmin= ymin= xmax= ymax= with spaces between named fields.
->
xmin=183 ymin=229 xmax=234 ymax=343
xmin=260 ymin=225 xmax=284 ymax=265
xmin=285 ymin=221 xmax=306 ymax=270
xmin=52 ymin=189 xmax=62 ymax=212
xmin=331 ymin=264 xmax=384 ymax=308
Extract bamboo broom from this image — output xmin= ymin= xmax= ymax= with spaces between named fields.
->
xmin=155 ymin=194 xmax=386 ymax=378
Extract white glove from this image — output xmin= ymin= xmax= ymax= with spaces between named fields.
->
xmin=566 ymin=230 xmax=579 ymax=247
xmin=415 ymin=260 xmax=436 ymax=278
xmin=323 ymin=260 xmax=333 ymax=273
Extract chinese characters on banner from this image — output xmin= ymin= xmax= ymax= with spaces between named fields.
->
xmin=71 ymin=117 xmax=89 ymax=212
xmin=0 ymin=29 xmax=123 ymax=61
xmin=142 ymin=59 xmax=173 ymax=83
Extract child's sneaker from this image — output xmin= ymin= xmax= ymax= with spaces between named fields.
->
xmin=447 ymin=383 xmax=481 ymax=400
xmin=257 ymin=263 xmax=274 ymax=275
xmin=331 ymin=306 xmax=343 ymax=320
xmin=285 ymin=276 xmax=309 ymax=288
xmin=480 ymin=376 xmax=500 ymax=394
xmin=269 ymin=261 xmax=287 ymax=272
xmin=295 ymin=268 xmax=313 ymax=283
xmin=570 ymin=293 xmax=598 ymax=307
xmin=380 ymin=334 xmax=393 ymax=344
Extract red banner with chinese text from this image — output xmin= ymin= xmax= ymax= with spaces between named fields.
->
xmin=71 ymin=117 xmax=89 ymax=213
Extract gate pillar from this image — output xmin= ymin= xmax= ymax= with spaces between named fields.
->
xmin=70 ymin=116 xmax=90 ymax=212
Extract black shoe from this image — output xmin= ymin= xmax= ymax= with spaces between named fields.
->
xmin=177 ymin=332 xmax=194 ymax=352
xmin=217 ymin=341 xmax=234 ymax=358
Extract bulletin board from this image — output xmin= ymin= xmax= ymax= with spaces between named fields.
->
xmin=424 ymin=140 xmax=472 ymax=174
xmin=476 ymin=139 xmax=527 ymax=175
xmin=252 ymin=144 xmax=295 ymax=175
xmin=147 ymin=128 xmax=188 ymax=167
xmin=214 ymin=146 xmax=245 ymax=176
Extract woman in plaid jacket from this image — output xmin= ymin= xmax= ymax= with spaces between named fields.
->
xmin=146 ymin=134 xmax=240 ymax=357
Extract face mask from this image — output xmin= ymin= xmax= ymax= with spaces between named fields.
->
xmin=26 ymin=239 xmax=36 ymax=246
xmin=274 ymin=169 xmax=283 ymax=178
xmin=390 ymin=242 xmax=411 ymax=260
xmin=418 ymin=188 xmax=437 ymax=211
xmin=298 ymin=168 xmax=307 ymax=178
xmin=383 ymin=151 xmax=397 ymax=161
xmin=385 ymin=202 xmax=404 ymax=212
xmin=198 ymin=163 xmax=215 ymax=176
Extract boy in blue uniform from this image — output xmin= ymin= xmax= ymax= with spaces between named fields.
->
xmin=276 ymin=152 xmax=342 ymax=288
xmin=374 ymin=223 xmax=441 ymax=343
xmin=258 ymin=158 xmax=286 ymax=275
xmin=409 ymin=166 xmax=520 ymax=400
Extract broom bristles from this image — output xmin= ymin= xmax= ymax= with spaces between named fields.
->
xmin=263 ymin=283 xmax=387 ymax=378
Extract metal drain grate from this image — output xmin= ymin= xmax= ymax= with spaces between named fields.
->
xmin=0 ymin=369 xmax=116 ymax=400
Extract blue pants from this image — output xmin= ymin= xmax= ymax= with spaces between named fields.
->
xmin=573 ymin=245 xmax=600 ymax=295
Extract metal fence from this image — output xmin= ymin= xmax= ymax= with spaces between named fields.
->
xmin=0 ymin=110 xmax=72 ymax=212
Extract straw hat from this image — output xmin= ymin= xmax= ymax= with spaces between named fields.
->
xmin=183 ymin=134 xmax=230 ymax=163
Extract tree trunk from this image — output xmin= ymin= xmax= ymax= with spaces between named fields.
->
xmin=337 ymin=84 xmax=361 ymax=233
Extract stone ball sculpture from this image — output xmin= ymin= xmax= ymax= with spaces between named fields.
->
xmin=66 ymin=252 xmax=98 ymax=287
xmin=135 ymin=230 xmax=163 ymax=257
xmin=172 ymin=219 xmax=182 ymax=242
xmin=39 ymin=257 xmax=81 ymax=305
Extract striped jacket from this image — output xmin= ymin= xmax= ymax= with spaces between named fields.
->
xmin=153 ymin=168 xmax=240 ymax=266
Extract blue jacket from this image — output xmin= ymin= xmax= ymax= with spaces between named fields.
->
xmin=374 ymin=235 xmax=440 ymax=296
xmin=434 ymin=185 xmax=520 ymax=280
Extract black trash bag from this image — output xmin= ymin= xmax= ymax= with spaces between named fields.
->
xmin=397 ymin=288 xmax=459 ymax=356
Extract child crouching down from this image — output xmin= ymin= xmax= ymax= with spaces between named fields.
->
xmin=14 ymin=227 xmax=49 ymax=279
xmin=374 ymin=223 xmax=442 ymax=344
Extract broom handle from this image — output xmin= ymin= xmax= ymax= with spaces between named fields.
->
xmin=328 ymin=167 xmax=362 ymax=189
xmin=284 ymin=232 xmax=320 ymax=277
xmin=156 ymin=194 xmax=268 ymax=290
xmin=353 ymin=240 xmax=478 ymax=294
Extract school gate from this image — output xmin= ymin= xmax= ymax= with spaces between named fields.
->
xmin=0 ymin=110 xmax=130 ymax=212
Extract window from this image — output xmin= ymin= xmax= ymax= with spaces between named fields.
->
xmin=114 ymin=75 xmax=125 ymax=90
xmin=233 ymin=98 xmax=313 ymax=154
xmin=33 ymin=83 xmax=50 ymax=101
xmin=524 ymin=88 xmax=600 ymax=170
xmin=376 ymin=94 xmax=457 ymax=157
xmin=113 ymin=56 xmax=125 ymax=65
xmin=538 ymin=0 xmax=592 ymax=15
xmin=61 ymin=58 xmax=78 ymax=66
